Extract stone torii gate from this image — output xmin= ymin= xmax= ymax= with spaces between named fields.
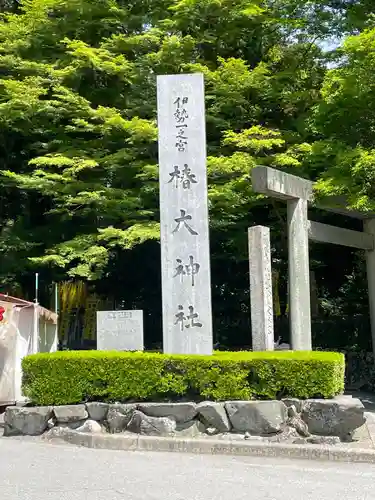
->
xmin=249 ymin=166 xmax=375 ymax=354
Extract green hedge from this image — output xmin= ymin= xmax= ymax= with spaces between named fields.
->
xmin=22 ymin=350 xmax=345 ymax=406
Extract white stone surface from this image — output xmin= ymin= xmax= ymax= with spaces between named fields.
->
xmin=287 ymin=199 xmax=312 ymax=350
xmin=308 ymin=220 xmax=374 ymax=250
xmin=75 ymin=420 xmax=102 ymax=434
xmin=252 ymin=166 xmax=313 ymax=201
xmin=96 ymin=310 xmax=144 ymax=351
xmin=253 ymin=166 xmax=375 ymax=220
xmin=157 ymin=73 xmax=213 ymax=354
xmin=248 ymin=226 xmax=274 ymax=351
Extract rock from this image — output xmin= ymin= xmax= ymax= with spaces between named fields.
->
xmin=107 ymin=404 xmax=136 ymax=433
xmin=47 ymin=418 xmax=55 ymax=430
xmin=307 ymin=436 xmax=341 ymax=445
xmin=197 ymin=402 xmax=231 ymax=432
xmin=282 ymin=398 xmax=303 ymax=413
xmin=86 ymin=402 xmax=109 ymax=421
xmin=44 ymin=426 xmax=72 ymax=440
xmin=76 ymin=419 xmax=103 ymax=433
xmin=137 ymin=403 xmax=197 ymax=423
xmin=301 ymin=398 xmax=365 ymax=438
xmin=289 ymin=415 xmax=310 ymax=437
xmin=225 ymin=401 xmax=287 ymax=434
xmin=56 ymin=420 xmax=87 ymax=430
xmin=53 ymin=405 xmax=88 ymax=423
xmin=206 ymin=427 xmax=219 ymax=436
xmin=4 ymin=406 xmax=53 ymax=436
xmin=287 ymin=405 xmax=298 ymax=418
xmin=43 ymin=426 xmax=94 ymax=445
xmin=175 ymin=420 xmax=205 ymax=438
xmin=127 ymin=410 xmax=176 ymax=436
xmin=267 ymin=426 xmax=300 ymax=443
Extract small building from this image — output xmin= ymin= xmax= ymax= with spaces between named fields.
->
xmin=0 ymin=294 xmax=58 ymax=405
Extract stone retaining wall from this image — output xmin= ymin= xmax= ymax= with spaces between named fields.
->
xmin=3 ymin=396 xmax=366 ymax=445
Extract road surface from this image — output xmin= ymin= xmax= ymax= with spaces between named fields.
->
xmin=0 ymin=438 xmax=374 ymax=499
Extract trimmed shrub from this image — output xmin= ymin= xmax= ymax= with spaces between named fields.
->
xmin=22 ymin=350 xmax=345 ymax=406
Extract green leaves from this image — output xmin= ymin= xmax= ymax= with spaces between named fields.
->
xmin=223 ymin=126 xmax=285 ymax=153
xmin=30 ymin=235 xmax=109 ymax=280
xmin=0 ymin=0 xmax=362 ymax=293
xmin=308 ymin=27 xmax=375 ymax=212
xmin=98 ymin=223 xmax=160 ymax=249
xmin=63 ymin=39 xmax=133 ymax=79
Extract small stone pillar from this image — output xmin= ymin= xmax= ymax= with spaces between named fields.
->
xmin=248 ymin=226 xmax=274 ymax=351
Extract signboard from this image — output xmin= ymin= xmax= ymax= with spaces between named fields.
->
xmin=96 ymin=310 xmax=144 ymax=351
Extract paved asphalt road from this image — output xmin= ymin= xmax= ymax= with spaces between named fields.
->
xmin=1 ymin=439 xmax=375 ymax=500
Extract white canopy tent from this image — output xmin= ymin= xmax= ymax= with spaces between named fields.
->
xmin=0 ymin=294 xmax=58 ymax=405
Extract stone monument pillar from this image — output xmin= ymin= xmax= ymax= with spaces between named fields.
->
xmin=157 ymin=73 xmax=213 ymax=355
xmin=248 ymin=226 xmax=274 ymax=351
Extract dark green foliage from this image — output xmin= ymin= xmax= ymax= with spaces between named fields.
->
xmin=22 ymin=350 xmax=345 ymax=405
xmin=1 ymin=0 xmax=374 ymax=353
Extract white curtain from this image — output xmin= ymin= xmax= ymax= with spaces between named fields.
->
xmin=0 ymin=301 xmax=57 ymax=404
xmin=0 ymin=303 xmax=19 ymax=403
